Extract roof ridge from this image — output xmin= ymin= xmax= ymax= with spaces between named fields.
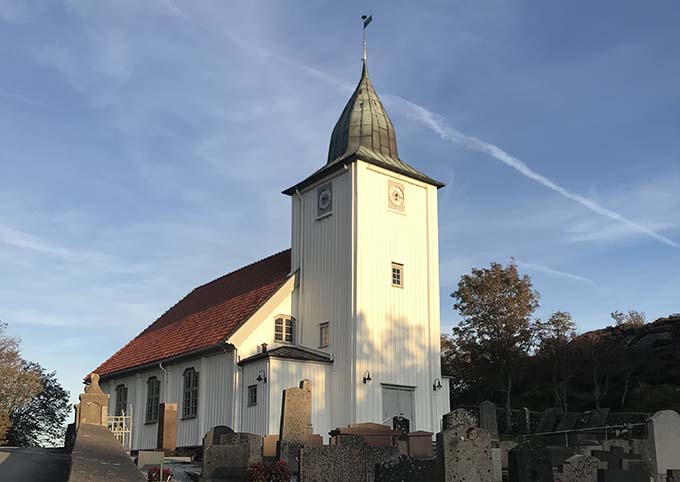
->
xmin=192 ymin=249 xmax=291 ymax=292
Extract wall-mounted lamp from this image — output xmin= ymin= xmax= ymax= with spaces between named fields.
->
xmin=256 ymin=369 xmax=267 ymax=383
xmin=433 ymin=378 xmax=443 ymax=391
xmin=362 ymin=371 xmax=372 ymax=384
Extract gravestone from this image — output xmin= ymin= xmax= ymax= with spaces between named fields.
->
xmin=137 ymin=450 xmax=164 ymax=469
xmin=556 ymin=412 xmax=579 ymax=432
xmin=200 ymin=432 xmax=262 ymax=482
xmin=277 ymin=379 xmax=317 ymax=473
xmin=330 ymin=423 xmax=400 ymax=447
xmin=480 ymin=401 xmax=499 ymax=440
xmin=76 ymin=373 xmax=109 ymax=427
xmin=279 ymin=379 xmax=313 ymax=442
xmin=648 ymin=410 xmax=680 ymax=481
xmin=442 ymin=408 xmax=477 ymax=430
xmin=437 ymin=422 xmax=495 ymax=482
xmin=203 ymin=426 xmax=235 ymax=454
xmin=376 ymin=456 xmax=440 ymax=482
xmin=262 ymin=435 xmax=278 ymax=459
xmin=668 ymin=469 xmax=680 ymax=482
xmin=157 ymin=402 xmax=177 ymax=454
xmin=535 ymin=408 xmax=563 ymax=434
xmin=406 ymin=431 xmax=433 ymax=459
xmin=300 ymin=435 xmax=399 ymax=482
xmin=596 ymin=469 xmax=648 ymax=482
xmin=392 ymin=416 xmax=410 ymax=436
xmin=557 ymin=454 xmax=599 ymax=482
xmin=508 ymin=441 xmax=554 ymax=482
xmin=592 ymin=446 xmax=640 ymax=471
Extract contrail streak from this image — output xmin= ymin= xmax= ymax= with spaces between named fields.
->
xmin=385 ymin=95 xmax=679 ymax=249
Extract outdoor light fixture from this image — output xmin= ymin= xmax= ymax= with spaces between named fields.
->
xmin=256 ymin=369 xmax=267 ymax=383
xmin=433 ymin=378 xmax=442 ymax=391
xmin=362 ymin=371 xmax=372 ymax=384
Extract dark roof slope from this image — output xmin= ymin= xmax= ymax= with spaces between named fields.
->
xmin=238 ymin=345 xmax=333 ymax=366
xmin=93 ymin=250 xmax=291 ymax=378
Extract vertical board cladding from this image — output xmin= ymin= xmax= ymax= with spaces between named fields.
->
xmin=239 ymin=360 xmax=270 ymax=436
xmin=267 ymin=359 xmax=331 ymax=440
xmin=354 ymin=161 xmax=443 ymax=433
xmin=103 ymin=366 xmax=164 ymax=451
xmin=292 ymin=168 xmax=353 ymax=431
xmin=101 ymin=350 xmax=235 ymax=449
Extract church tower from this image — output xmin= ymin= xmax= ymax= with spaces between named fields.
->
xmin=283 ymin=55 xmax=448 ymax=433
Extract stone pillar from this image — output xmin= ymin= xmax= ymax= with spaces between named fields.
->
xmin=157 ymin=402 xmax=177 ymax=454
xmin=75 ymin=373 xmax=109 ymax=428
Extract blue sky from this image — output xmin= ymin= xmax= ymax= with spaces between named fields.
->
xmin=1 ymin=0 xmax=679 ymax=404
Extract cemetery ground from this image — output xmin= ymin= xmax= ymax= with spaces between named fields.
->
xmin=5 ymin=372 xmax=680 ymax=482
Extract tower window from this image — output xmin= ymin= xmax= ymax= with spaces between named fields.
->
xmin=319 ymin=322 xmax=330 ymax=348
xmin=275 ymin=316 xmax=296 ymax=343
xmin=247 ymin=385 xmax=258 ymax=406
xmin=392 ymin=263 xmax=404 ymax=287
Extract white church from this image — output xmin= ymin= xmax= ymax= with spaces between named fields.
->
xmin=92 ymin=54 xmax=451 ymax=451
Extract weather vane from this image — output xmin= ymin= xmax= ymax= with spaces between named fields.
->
xmin=362 ymin=14 xmax=372 ymax=63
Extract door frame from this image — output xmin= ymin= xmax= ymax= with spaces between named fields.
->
xmin=380 ymin=383 xmax=416 ymax=426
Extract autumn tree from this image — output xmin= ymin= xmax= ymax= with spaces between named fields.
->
xmin=451 ymin=261 xmax=539 ymax=431
xmin=0 ymin=322 xmax=42 ymax=444
xmin=611 ymin=310 xmax=646 ymax=327
xmin=535 ymin=311 xmax=577 ymax=411
xmin=6 ymin=362 xmax=70 ymax=447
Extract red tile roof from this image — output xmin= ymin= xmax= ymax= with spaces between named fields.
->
xmin=93 ymin=250 xmax=291 ymax=378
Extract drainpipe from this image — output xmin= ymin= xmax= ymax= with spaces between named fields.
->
xmin=158 ymin=362 xmax=168 ymax=403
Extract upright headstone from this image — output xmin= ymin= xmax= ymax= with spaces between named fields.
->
xmin=202 ymin=425 xmax=234 ymax=454
xmin=392 ymin=416 xmax=410 ymax=436
xmin=442 ymin=408 xmax=477 ymax=430
xmin=200 ymin=432 xmax=262 ymax=482
xmin=330 ymin=423 xmax=400 ymax=447
xmin=557 ymin=454 xmax=599 ymax=482
xmin=437 ymin=422 xmax=495 ymax=482
xmin=157 ymin=402 xmax=177 ymax=454
xmin=300 ymin=435 xmax=399 ymax=482
xmin=535 ymin=408 xmax=562 ymax=434
xmin=648 ymin=410 xmax=680 ymax=481
xmin=508 ymin=441 xmax=554 ymax=482
xmin=279 ymin=379 xmax=313 ymax=441
xmin=668 ymin=469 xmax=680 ymax=482
xmin=406 ymin=431 xmax=434 ymax=459
xmin=76 ymin=373 xmax=109 ymax=427
xmin=277 ymin=379 xmax=318 ymax=474
xmin=480 ymin=401 xmax=499 ymax=440
xmin=376 ymin=456 xmax=440 ymax=482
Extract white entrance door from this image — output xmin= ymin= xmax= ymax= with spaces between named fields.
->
xmin=382 ymin=385 xmax=414 ymax=424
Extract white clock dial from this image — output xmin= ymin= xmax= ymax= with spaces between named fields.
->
xmin=389 ymin=185 xmax=405 ymax=207
xmin=318 ymin=189 xmax=332 ymax=210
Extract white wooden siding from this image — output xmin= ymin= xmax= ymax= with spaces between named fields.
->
xmin=291 ymin=168 xmax=353 ymax=431
xmin=239 ymin=360 xmax=270 ymax=436
xmin=102 ymin=350 xmax=235 ymax=449
xmin=267 ymin=359 xmax=331 ymax=440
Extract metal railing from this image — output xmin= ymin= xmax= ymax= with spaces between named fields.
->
xmin=107 ymin=405 xmax=133 ymax=452
xmin=520 ymin=422 xmax=647 ymax=447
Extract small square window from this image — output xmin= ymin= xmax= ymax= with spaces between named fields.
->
xmin=392 ymin=263 xmax=403 ymax=287
xmin=275 ymin=317 xmax=295 ymax=343
xmin=319 ymin=322 xmax=329 ymax=348
xmin=247 ymin=385 xmax=257 ymax=406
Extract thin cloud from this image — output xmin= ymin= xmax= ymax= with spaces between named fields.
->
xmin=0 ymin=87 xmax=41 ymax=106
xmin=224 ymin=36 xmax=679 ymax=250
xmin=515 ymin=260 xmax=596 ymax=287
xmin=385 ymin=95 xmax=680 ymax=249
xmin=0 ymin=224 xmax=75 ymax=259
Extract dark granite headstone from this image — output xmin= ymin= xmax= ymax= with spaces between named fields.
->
xmin=442 ymin=408 xmax=477 ymax=430
xmin=596 ymin=469 xmax=648 ymax=482
xmin=392 ymin=416 xmax=410 ymax=437
xmin=508 ymin=441 xmax=554 ymax=482
xmin=591 ymin=446 xmax=639 ymax=471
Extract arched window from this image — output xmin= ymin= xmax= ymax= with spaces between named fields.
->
xmin=146 ymin=377 xmax=161 ymax=423
xmin=182 ymin=368 xmax=199 ymax=418
xmin=274 ymin=316 xmax=296 ymax=343
xmin=114 ymin=384 xmax=128 ymax=416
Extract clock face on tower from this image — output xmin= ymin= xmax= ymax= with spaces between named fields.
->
xmin=387 ymin=180 xmax=405 ymax=211
xmin=316 ymin=183 xmax=333 ymax=217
